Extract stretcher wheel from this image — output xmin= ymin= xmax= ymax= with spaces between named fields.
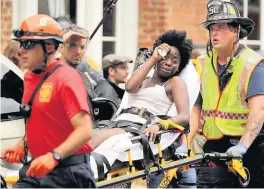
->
xmin=238 ymin=167 xmax=250 ymax=188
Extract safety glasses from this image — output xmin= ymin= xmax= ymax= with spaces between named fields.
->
xmin=19 ymin=40 xmax=41 ymax=50
xmin=64 ymin=43 xmax=87 ymax=52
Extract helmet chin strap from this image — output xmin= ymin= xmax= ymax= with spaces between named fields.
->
xmin=32 ymin=41 xmax=54 ymax=74
xmin=230 ymin=24 xmax=240 ymax=61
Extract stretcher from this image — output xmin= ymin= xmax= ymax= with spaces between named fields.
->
xmin=87 ymin=61 xmax=202 ymax=187
xmin=91 ymin=124 xmax=250 ymax=188
xmin=1 ymin=125 xmax=250 ymax=189
xmin=95 ymin=152 xmax=250 ymax=188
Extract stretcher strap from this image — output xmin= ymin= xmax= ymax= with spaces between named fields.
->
xmin=1 ymin=175 xmax=7 ymax=189
xmin=96 ymin=120 xmax=112 ymax=128
xmin=95 ymin=120 xmax=122 ymax=129
xmin=121 ymin=107 xmax=154 ymax=125
xmin=97 ymin=120 xmax=143 ymax=130
xmin=78 ymin=72 xmax=96 ymax=125
xmin=91 ymin=152 xmax=111 ymax=181
xmin=122 ymin=127 xmax=156 ymax=182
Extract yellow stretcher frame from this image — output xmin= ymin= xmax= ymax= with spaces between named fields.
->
xmin=95 ymin=153 xmax=249 ymax=188
xmin=1 ymin=124 xmax=250 ymax=188
xmin=1 ymin=153 xmax=249 ymax=188
xmin=96 ymin=123 xmax=249 ymax=188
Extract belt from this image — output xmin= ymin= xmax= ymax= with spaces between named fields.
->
xmin=57 ymin=153 xmax=90 ymax=168
xmin=121 ymin=107 xmax=153 ymax=123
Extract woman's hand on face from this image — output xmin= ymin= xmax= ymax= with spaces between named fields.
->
xmin=152 ymin=43 xmax=171 ymax=62
xmin=143 ymin=124 xmax=160 ymax=141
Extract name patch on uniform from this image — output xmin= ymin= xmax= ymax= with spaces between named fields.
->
xmin=39 ymin=83 xmax=53 ymax=102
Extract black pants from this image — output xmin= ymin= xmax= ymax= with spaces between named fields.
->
xmin=197 ymin=136 xmax=264 ymax=188
xmin=14 ymin=154 xmax=96 ymax=188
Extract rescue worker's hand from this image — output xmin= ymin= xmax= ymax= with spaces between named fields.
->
xmin=143 ymin=125 xmax=160 ymax=142
xmin=26 ymin=152 xmax=58 ymax=178
xmin=2 ymin=144 xmax=25 ymax=163
xmin=226 ymin=143 xmax=248 ymax=156
xmin=152 ymin=43 xmax=171 ymax=62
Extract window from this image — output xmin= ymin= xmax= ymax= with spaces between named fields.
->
xmin=102 ymin=0 xmax=117 ymax=57
xmin=1 ymin=61 xmax=24 ymax=121
xmin=76 ymin=0 xmax=138 ymax=68
xmin=231 ymin=0 xmax=262 ymax=49
xmin=38 ymin=0 xmax=76 ymax=24
xmin=247 ymin=45 xmax=262 ymax=52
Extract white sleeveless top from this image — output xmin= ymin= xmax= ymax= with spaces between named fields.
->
xmin=114 ymin=82 xmax=173 ymax=124
xmin=126 ymin=82 xmax=172 ymax=115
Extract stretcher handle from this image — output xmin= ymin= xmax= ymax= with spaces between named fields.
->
xmin=164 ymin=121 xmax=192 ymax=156
xmin=168 ymin=122 xmax=185 ymax=131
xmin=157 ymin=120 xmax=185 ymax=131
xmin=202 ymin=152 xmax=243 ymax=159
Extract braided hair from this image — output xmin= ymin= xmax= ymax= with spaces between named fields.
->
xmin=153 ymin=30 xmax=193 ymax=74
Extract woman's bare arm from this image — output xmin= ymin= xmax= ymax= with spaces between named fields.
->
xmin=125 ymin=57 xmax=157 ymax=93
xmin=143 ymin=76 xmax=190 ymax=141
xmin=168 ymin=76 xmax=190 ymax=127
xmin=125 ymin=43 xmax=170 ymax=93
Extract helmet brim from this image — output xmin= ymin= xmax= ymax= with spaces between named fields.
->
xmin=13 ymin=35 xmax=63 ymax=43
xmin=198 ymin=17 xmax=255 ymax=38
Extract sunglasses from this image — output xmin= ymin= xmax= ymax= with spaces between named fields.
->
xmin=19 ymin=40 xmax=41 ymax=50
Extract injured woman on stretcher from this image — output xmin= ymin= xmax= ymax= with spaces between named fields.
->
xmin=85 ymin=30 xmax=199 ymax=186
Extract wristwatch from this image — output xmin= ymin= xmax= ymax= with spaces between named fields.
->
xmin=51 ymin=151 xmax=61 ymax=162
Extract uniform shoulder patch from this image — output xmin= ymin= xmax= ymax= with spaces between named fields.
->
xmin=39 ymin=82 xmax=53 ymax=102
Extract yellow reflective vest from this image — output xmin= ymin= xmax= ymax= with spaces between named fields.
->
xmin=199 ymin=48 xmax=264 ymax=140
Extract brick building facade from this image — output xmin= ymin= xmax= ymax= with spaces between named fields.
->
xmin=138 ymin=0 xmax=208 ymax=48
xmin=1 ymin=0 xmax=263 ymax=61
xmin=1 ymin=0 xmax=208 ymax=53
xmin=1 ymin=0 xmax=13 ymax=51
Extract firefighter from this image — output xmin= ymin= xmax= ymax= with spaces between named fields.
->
xmin=190 ymin=0 xmax=264 ymax=187
xmin=1 ymin=14 xmax=96 ymax=188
